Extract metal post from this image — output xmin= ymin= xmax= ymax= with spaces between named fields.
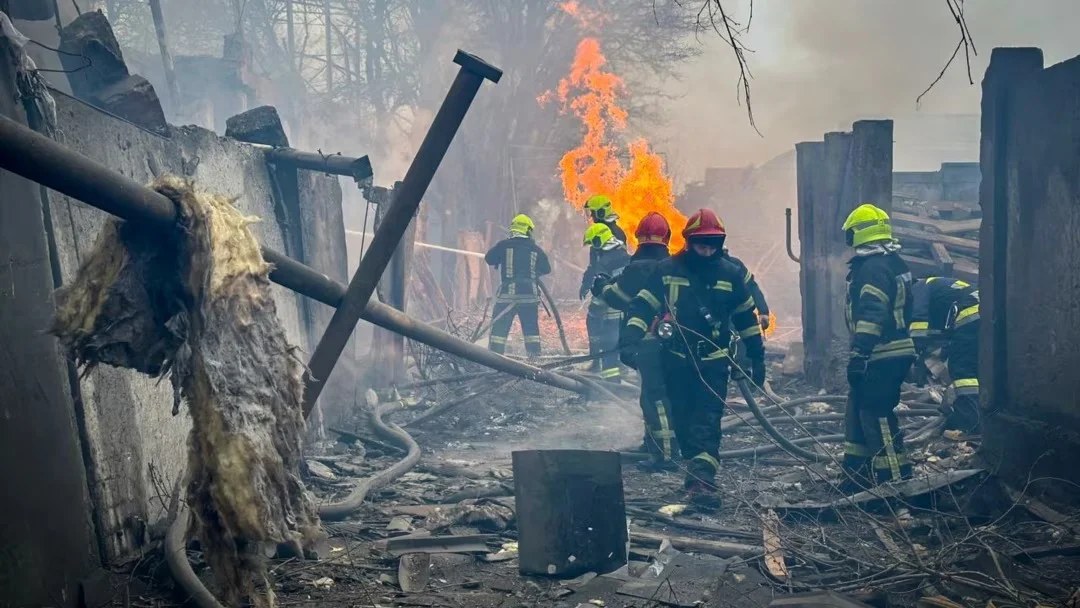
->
xmin=0 ymin=115 xmax=588 ymax=403
xmin=148 ymin=0 xmax=180 ymax=108
xmin=301 ymin=50 xmax=502 ymax=416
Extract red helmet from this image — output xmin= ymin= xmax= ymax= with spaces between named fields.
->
xmin=682 ymin=209 xmax=727 ymax=239
xmin=635 ymin=212 xmax=671 ymax=246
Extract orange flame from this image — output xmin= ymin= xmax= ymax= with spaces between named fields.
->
xmin=542 ymin=37 xmax=686 ymax=251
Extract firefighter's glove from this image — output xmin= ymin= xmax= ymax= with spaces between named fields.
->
xmin=847 ymin=354 xmax=870 ymax=386
xmin=758 ymin=313 xmax=771 ymax=330
xmin=591 ymin=273 xmax=611 ymax=297
xmin=579 ymin=283 xmax=590 ymax=300
xmin=751 ymin=358 xmax=767 ymax=388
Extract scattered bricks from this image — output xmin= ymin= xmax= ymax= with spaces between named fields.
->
xmin=90 ymin=75 xmax=168 ymax=136
xmin=8 ymin=0 xmax=56 ymax=21
xmin=225 ymin=105 xmax=289 ymax=147
xmin=59 ymin=11 xmax=130 ymax=99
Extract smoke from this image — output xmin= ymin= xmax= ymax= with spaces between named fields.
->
xmin=653 ymin=0 xmax=1080 ymax=177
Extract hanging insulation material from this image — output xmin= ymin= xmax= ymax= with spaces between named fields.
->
xmin=51 ymin=175 xmax=321 ymax=606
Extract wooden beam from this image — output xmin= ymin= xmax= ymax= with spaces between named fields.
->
xmin=894 ymin=225 xmax=980 ymax=254
xmin=892 ymin=211 xmax=981 ymax=235
xmin=901 ymin=254 xmax=977 ymax=283
xmin=931 ymin=242 xmax=954 ymax=275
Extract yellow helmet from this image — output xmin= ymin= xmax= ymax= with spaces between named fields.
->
xmin=584 ymin=194 xmax=614 ymax=220
xmin=842 ymin=204 xmax=892 ymax=247
xmin=509 ymin=214 xmax=535 ymax=236
xmin=583 ymin=222 xmax=614 ymax=247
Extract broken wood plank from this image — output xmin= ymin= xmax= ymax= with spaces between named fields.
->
xmin=891 ymin=211 xmax=982 ymax=235
xmin=381 ymin=533 xmax=495 ymax=557
xmin=930 ymin=242 xmax=954 ymax=275
xmin=630 ymin=527 xmax=762 ymax=558
xmin=762 ymin=510 xmax=789 ymax=581
xmin=893 ymin=226 xmax=979 ymax=253
xmin=900 ymin=254 xmax=978 ymax=283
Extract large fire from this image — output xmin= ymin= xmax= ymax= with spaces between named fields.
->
xmin=540 ymin=37 xmax=687 ymax=251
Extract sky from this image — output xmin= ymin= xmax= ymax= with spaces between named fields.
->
xmin=648 ymin=0 xmax=1080 ymax=180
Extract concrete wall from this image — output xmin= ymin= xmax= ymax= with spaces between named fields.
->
xmin=42 ymin=91 xmax=347 ymax=563
xmin=796 ymin=120 xmax=893 ymax=388
xmin=0 ymin=38 xmax=100 ymax=607
xmin=979 ymin=49 xmax=1080 ymax=500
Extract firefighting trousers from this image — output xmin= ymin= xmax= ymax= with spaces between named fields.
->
xmin=944 ymin=322 xmax=980 ymax=432
xmin=663 ymin=354 xmax=729 ymax=486
xmin=636 ymin=339 xmax=678 ymax=462
xmin=843 ymin=356 xmax=915 ymax=488
xmin=586 ymin=307 xmax=622 ymax=381
xmin=488 ymin=302 xmax=541 ymax=357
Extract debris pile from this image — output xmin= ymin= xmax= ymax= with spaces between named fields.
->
xmin=51 ymin=175 xmax=321 ymax=605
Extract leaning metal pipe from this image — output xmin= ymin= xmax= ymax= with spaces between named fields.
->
xmin=785 ymin=208 xmax=801 ymax=264
xmin=303 ymin=50 xmax=503 ymax=417
xmin=0 ymin=115 xmax=588 ymax=400
xmin=165 ymin=503 xmax=224 ymax=608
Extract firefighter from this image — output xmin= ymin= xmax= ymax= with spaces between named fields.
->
xmin=592 ymin=212 xmax=677 ymax=465
xmin=484 ymin=214 xmax=551 ymax=358
xmin=581 ymin=223 xmax=631 ymax=381
xmin=584 ymin=194 xmax=628 ymax=244
xmin=910 ymin=277 xmax=981 ymax=432
xmin=841 ymin=203 xmax=916 ymax=491
xmin=620 ymin=209 xmax=766 ymax=506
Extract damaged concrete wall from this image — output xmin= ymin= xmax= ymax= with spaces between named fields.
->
xmin=0 ymin=36 xmax=100 ymax=607
xmin=42 ymin=91 xmax=346 ymax=563
xmin=979 ymin=48 xmax=1080 ymax=500
xmin=795 ymin=120 xmax=893 ymax=388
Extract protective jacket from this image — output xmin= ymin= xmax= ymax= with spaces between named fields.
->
xmin=581 ymin=243 xmax=631 ymax=301
xmin=485 ymin=235 xmax=551 ymax=304
xmin=624 ymin=252 xmax=764 ymax=361
xmin=600 ymin=218 xmax=627 ymax=245
xmin=846 ymin=243 xmax=916 ymax=362
xmin=724 ymin=251 xmax=769 ymax=316
xmin=909 ymin=277 xmax=976 ymax=340
xmin=593 ymin=245 xmax=668 ymax=313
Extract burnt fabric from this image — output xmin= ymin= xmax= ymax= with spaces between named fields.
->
xmin=489 ymin=301 xmax=541 ymax=357
xmin=51 ymin=175 xmax=320 ymax=606
xmin=843 ymin=357 xmax=914 ymax=489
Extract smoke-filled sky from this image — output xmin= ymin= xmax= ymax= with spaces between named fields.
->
xmin=650 ymin=0 xmax=1080 ymax=179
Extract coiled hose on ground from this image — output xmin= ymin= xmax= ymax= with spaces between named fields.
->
xmin=167 ymin=398 xmax=422 ymax=606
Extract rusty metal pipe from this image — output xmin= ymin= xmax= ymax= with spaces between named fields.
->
xmin=302 ymin=50 xmax=502 ymax=416
xmin=0 ymin=114 xmax=589 ymax=400
xmin=785 ymin=208 xmax=801 ymax=264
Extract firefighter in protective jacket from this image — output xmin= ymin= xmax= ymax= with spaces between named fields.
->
xmin=724 ymin=251 xmax=771 ymax=331
xmin=842 ymin=204 xmax=916 ymax=490
xmin=592 ymin=212 xmax=677 ymax=465
xmin=910 ymin=277 xmax=980 ymax=432
xmin=581 ymin=222 xmax=631 ymax=381
xmin=485 ymin=214 xmax=551 ymax=357
xmin=621 ymin=209 xmax=766 ymax=506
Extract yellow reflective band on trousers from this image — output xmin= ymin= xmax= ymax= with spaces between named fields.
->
xmin=489 ymin=336 xmax=506 ymax=344
xmin=954 ymin=304 xmax=980 ymax=327
xmin=855 ymin=321 xmax=883 ymax=336
xmin=600 ymin=367 xmax=621 ymax=379
xmin=627 ymin=317 xmax=649 ymax=332
xmin=738 ymin=325 xmax=762 ymax=339
xmin=524 ymin=336 xmax=541 ymax=344
xmin=845 ymin=442 xmax=871 ymax=457
xmin=868 ymin=338 xmax=915 ymax=362
xmin=691 ymin=453 xmax=717 ymax=473
xmin=637 ymin=289 xmax=662 ymax=311
xmin=877 ymin=418 xmax=902 ymax=481
xmin=952 ymin=378 xmax=979 ymax=395
xmin=654 ymin=400 xmax=673 ymax=459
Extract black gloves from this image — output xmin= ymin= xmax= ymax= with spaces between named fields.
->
xmin=579 ymin=283 xmax=590 ymax=300
xmin=591 ymin=273 xmax=611 ymax=298
xmin=751 ymin=358 xmax=767 ymax=387
xmin=847 ymin=354 xmax=869 ymax=386
xmin=619 ymin=338 xmax=639 ymax=369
